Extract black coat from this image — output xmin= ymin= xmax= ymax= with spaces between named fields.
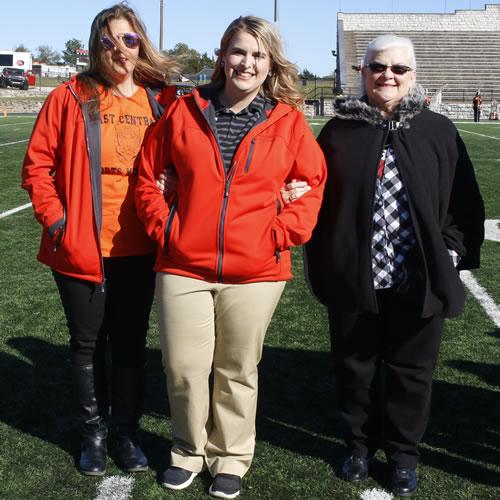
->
xmin=305 ymin=96 xmax=485 ymax=318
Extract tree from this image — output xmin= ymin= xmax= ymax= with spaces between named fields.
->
xmin=13 ymin=44 xmax=30 ymax=52
xmin=63 ymin=39 xmax=84 ymax=65
xmin=167 ymin=43 xmax=215 ymax=74
xmin=36 ymin=45 xmax=61 ymax=65
xmin=299 ymin=68 xmax=317 ymax=80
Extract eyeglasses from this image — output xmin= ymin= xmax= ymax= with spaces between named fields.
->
xmin=101 ymin=32 xmax=141 ymax=50
xmin=367 ymin=63 xmax=413 ymax=75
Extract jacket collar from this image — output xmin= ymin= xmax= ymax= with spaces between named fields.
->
xmin=333 ymin=84 xmax=426 ymax=128
xmin=193 ymin=84 xmax=289 ymax=125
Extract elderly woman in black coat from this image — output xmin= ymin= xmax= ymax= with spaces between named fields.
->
xmin=305 ymin=34 xmax=484 ymax=496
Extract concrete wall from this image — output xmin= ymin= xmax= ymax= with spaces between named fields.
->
xmin=338 ymin=4 xmax=500 ymax=31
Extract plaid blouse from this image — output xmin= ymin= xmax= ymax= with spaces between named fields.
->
xmin=371 ymin=144 xmax=416 ymax=289
xmin=371 ymin=144 xmax=460 ymax=289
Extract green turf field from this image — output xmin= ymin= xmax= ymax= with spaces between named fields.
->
xmin=0 ymin=115 xmax=499 ymax=499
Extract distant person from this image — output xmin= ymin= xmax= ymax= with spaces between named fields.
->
xmin=136 ymin=15 xmax=326 ymax=498
xmin=306 ymin=34 xmax=484 ymax=496
xmin=473 ymin=91 xmax=482 ymax=122
xmin=22 ymin=4 xmax=177 ymax=476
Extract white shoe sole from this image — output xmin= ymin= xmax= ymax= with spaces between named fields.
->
xmin=208 ymin=484 xmax=240 ymax=499
xmin=162 ymin=471 xmax=198 ymax=490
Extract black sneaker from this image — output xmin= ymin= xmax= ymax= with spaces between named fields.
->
xmin=161 ymin=466 xmax=198 ymax=490
xmin=341 ymin=456 xmax=372 ymax=482
xmin=209 ymin=473 xmax=242 ymax=499
xmin=391 ymin=467 xmax=417 ymax=496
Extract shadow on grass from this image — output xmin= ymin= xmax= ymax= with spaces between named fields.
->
xmin=257 ymin=345 xmax=500 ymax=487
xmin=0 ymin=336 xmax=170 ymax=472
xmin=1 ymin=336 xmax=499 ymax=487
xmin=488 ymin=328 xmax=500 ymax=341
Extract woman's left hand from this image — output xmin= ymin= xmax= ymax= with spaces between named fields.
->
xmin=281 ymin=179 xmax=311 ymax=204
xmin=156 ymin=167 xmax=178 ymax=195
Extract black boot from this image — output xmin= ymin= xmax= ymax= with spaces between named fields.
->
xmin=112 ymin=364 xmax=149 ymax=472
xmin=72 ymin=364 xmax=108 ymax=476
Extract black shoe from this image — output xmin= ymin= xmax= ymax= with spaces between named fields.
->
xmin=161 ymin=466 xmax=198 ymax=490
xmin=71 ymin=364 xmax=108 ymax=476
xmin=79 ymin=431 xmax=107 ymax=476
xmin=341 ymin=456 xmax=371 ymax=482
xmin=391 ymin=467 xmax=417 ymax=496
xmin=116 ymin=433 xmax=148 ymax=472
xmin=209 ymin=474 xmax=242 ymax=499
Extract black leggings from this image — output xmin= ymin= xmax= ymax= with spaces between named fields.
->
xmin=53 ymin=254 xmax=156 ymax=367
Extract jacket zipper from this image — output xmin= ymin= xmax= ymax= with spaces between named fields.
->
xmin=217 ymin=162 xmax=237 ymax=281
xmin=163 ymin=197 xmax=178 ymax=255
xmin=70 ymin=84 xmax=106 ymax=291
xmin=243 ymin=139 xmax=256 ymax=173
xmin=275 ymin=198 xmax=282 ymax=263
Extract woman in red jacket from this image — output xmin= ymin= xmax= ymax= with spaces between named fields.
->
xmin=136 ymin=15 xmax=326 ymax=498
xmin=22 ymin=4 xmax=177 ymax=476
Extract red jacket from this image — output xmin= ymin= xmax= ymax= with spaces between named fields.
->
xmin=22 ymin=78 xmax=176 ymax=283
xmin=136 ymin=86 xmax=327 ymax=283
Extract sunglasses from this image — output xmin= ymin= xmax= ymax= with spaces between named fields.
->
xmin=367 ymin=63 xmax=413 ymax=75
xmin=101 ymin=32 xmax=141 ymax=50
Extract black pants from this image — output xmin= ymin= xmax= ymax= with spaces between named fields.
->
xmin=328 ymin=289 xmax=444 ymax=468
xmin=474 ymin=107 xmax=481 ymax=122
xmin=53 ymin=254 xmax=156 ymax=367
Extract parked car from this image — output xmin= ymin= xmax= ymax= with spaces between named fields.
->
xmin=0 ymin=68 xmax=29 ymax=90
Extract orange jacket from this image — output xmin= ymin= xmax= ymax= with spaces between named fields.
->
xmin=22 ymin=78 xmax=176 ymax=283
xmin=136 ymin=86 xmax=327 ymax=283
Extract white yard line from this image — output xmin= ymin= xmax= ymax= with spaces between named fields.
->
xmin=94 ymin=476 xmax=134 ymax=500
xmin=459 ymin=219 xmax=500 ymax=329
xmin=485 ymin=220 xmax=500 ymax=242
xmin=461 ymin=271 xmax=500 ymax=329
xmin=454 ymin=121 xmax=500 ymax=125
xmin=0 ymin=203 xmax=32 ymax=219
xmin=0 ymin=121 xmax=34 ymax=127
xmin=456 ymin=129 xmax=500 ymax=140
xmin=0 ymin=139 xmax=29 ymax=147
xmin=360 ymin=488 xmax=393 ymax=500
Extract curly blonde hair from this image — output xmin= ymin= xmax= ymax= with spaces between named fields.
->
xmin=211 ymin=16 xmax=303 ymax=108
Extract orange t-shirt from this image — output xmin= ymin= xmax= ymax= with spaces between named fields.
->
xmin=100 ymin=87 xmax=156 ymax=257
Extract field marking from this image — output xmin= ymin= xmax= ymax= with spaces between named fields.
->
xmin=454 ymin=121 xmax=500 ymax=125
xmin=0 ymin=203 xmax=32 ymax=219
xmin=459 ymin=219 xmax=500 ymax=329
xmin=0 ymin=121 xmax=35 ymax=127
xmin=457 ymin=129 xmax=500 ymax=140
xmin=360 ymin=488 xmax=393 ymax=500
xmin=462 ymin=271 xmax=500 ymax=329
xmin=0 ymin=139 xmax=29 ymax=147
xmin=95 ymin=476 xmax=134 ymax=500
xmin=485 ymin=220 xmax=500 ymax=242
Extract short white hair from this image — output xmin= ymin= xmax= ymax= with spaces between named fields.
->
xmin=363 ymin=34 xmax=417 ymax=70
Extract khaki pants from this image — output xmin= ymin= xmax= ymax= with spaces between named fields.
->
xmin=156 ymin=273 xmax=286 ymax=477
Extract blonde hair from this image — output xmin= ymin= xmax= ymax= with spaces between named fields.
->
xmin=211 ymin=16 xmax=303 ymax=108
xmin=77 ymin=3 xmax=177 ymax=111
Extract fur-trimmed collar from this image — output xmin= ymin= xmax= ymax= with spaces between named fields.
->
xmin=334 ymin=84 xmax=426 ymax=127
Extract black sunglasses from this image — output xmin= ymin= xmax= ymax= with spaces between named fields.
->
xmin=367 ymin=63 xmax=413 ymax=75
xmin=101 ymin=32 xmax=141 ymax=50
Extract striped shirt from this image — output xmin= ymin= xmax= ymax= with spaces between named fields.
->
xmin=214 ymin=94 xmax=266 ymax=173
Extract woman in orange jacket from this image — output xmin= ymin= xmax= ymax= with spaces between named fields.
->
xmin=136 ymin=15 xmax=327 ymax=498
xmin=22 ymin=4 xmax=177 ymax=476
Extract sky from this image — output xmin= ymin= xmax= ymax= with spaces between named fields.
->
xmin=1 ymin=1 xmax=499 ymax=76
